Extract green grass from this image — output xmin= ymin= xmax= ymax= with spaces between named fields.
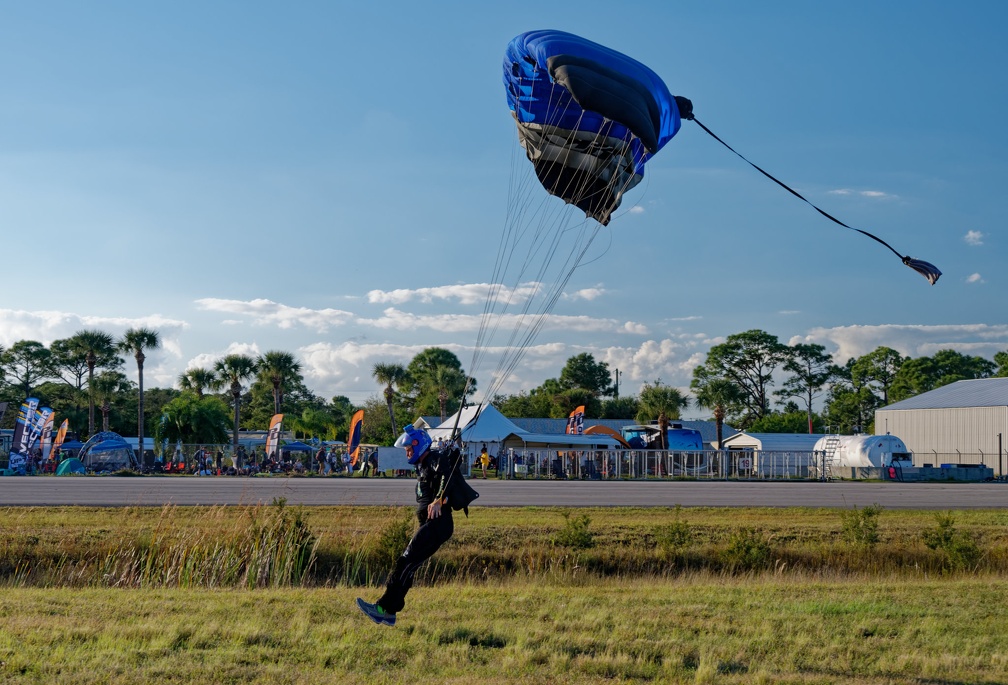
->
xmin=3 ymin=505 xmax=1008 ymax=682
xmin=2 ymin=578 xmax=1007 ymax=684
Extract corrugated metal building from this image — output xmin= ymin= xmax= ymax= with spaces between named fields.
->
xmin=874 ymin=378 xmax=1008 ymax=467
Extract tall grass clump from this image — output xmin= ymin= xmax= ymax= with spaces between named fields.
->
xmin=922 ymin=511 xmax=983 ymax=572
xmin=98 ymin=499 xmax=319 ymax=588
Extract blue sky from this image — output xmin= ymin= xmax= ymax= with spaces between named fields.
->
xmin=2 ymin=1 xmax=1005 ymax=412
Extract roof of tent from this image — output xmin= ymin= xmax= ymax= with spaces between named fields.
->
xmin=281 ymin=441 xmax=314 ymax=452
xmin=426 ymin=405 xmax=529 ymax=444
xmin=506 ymin=432 xmax=622 ymax=449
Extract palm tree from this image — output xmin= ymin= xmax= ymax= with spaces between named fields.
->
xmin=213 ymin=354 xmax=258 ymax=467
xmin=178 ymin=367 xmax=217 ymax=398
xmin=71 ymin=329 xmax=116 ymax=437
xmin=118 ymin=327 xmax=160 ymax=464
xmin=91 ymin=371 xmax=130 ymax=433
xmin=427 ymin=364 xmax=468 ymax=423
xmin=636 ymin=381 xmax=691 ymax=451
xmin=372 ymin=362 xmax=407 ymax=435
xmin=691 ymin=376 xmax=743 ymax=450
xmin=257 ymin=350 xmax=302 ymax=416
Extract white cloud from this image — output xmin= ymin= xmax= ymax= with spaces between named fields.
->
xmin=563 ymin=286 xmax=606 ymax=302
xmin=360 ymin=307 xmax=646 ymax=335
xmin=0 ymin=308 xmax=190 ymax=389
xmin=967 ymin=273 xmax=983 ymax=284
xmin=628 ymin=206 xmax=645 ymax=214
xmin=828 ymin=188 xmax=894 ymax=199
xmin=0 ymin=309 xmax=189 ymax=348
xmin=964 ymin=230 xmax=984 ymax=246
xmin=194 ymin=298 xmax=353 ymax=332
xmin=792 ymin=323 xmax=1008 ymax=364
xmin=295 ymin=335 xmax=708 ymax=404
xmin=367 ymin=282 xmax=541 ymax=306
xmin=183 ymin=342 xmax=263 ymax=377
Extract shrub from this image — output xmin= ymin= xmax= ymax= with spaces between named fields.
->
xmin=722 ymin=528 xmax=771 ymax=571
xmin=922 ymin=512 xmax=982 ymax=572
xmin=375 ymin=513 xmax=413 ymax=567
xmin=841 ymin=503 xmax=882 ymax=548
xmin=553 ymin=511 xmax=594 ymax=549
xmin=655 ymin=504 xmax=694 ymax=558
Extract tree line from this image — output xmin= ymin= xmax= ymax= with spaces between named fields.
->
xmin=2 ymin=329 xmax=1006 ymax=453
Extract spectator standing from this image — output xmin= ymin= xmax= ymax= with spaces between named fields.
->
xmin=479 ymin=444 xmax=491 ymax=479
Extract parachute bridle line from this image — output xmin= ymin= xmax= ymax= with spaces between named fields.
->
xmin=688 ymin=115 xmax=941 ymax=285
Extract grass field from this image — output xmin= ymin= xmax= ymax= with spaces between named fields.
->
xmin=2 ymin=504 xmax=1007 ymax=683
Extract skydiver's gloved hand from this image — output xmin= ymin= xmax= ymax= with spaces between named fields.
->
xmin=674 ymin=96 xmax=694 ymax=121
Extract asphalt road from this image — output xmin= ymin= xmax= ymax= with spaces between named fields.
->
xmin=1 ymin=476 xmax=1006 ymax=509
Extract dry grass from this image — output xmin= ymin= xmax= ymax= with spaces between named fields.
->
xmin=3 ymin=504 xmax=1008 ymax=587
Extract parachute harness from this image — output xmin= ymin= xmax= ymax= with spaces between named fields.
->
xmin=685 ymin=112 xmax=941 ymax=285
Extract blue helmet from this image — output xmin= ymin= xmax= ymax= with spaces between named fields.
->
xmin=394 ymin=424 xmax=432 ymax=465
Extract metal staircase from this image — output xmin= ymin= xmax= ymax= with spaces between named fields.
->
xmin=819 ymin=435 xmax=840 ymax=480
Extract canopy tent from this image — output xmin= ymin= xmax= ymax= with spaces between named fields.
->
xmin=426 ymin=405 xmax=528 ymax=444
xmin=280 ymin=441 xmax=314 ymax=453
xmin=78 ymin=432 xmax=138 ymax=473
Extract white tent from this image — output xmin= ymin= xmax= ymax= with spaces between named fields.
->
xmin=426 ymin=404 xmax=528 ymax=445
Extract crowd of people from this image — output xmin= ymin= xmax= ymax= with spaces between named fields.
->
xmin=157 ymin=444 xmax=384 ymax=477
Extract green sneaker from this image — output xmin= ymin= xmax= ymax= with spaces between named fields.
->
xmin=356 ymin=598 xmax=396 ymax=626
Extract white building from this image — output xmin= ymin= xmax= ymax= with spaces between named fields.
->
xmin=874 ymin=378 xmax=1008 ymax=468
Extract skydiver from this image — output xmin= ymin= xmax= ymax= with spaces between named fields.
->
xmin=356 ymin=424 xmax=476 ymax=626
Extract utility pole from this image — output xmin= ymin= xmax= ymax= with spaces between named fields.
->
xmin=613 ymin=368 xmax=622 ymax=400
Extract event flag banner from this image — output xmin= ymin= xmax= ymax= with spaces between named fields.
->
xmin=566 ymin=405 xmax=585 ymax=435
xmin=52 ymin=419 xmax=69 ymax=456
xmin=265 ymin=414 xmax=283 ymax=458
xmin=347 ymin=409 xmax=364 ymax=465
xmin=39 ymin=412 xmax=55 ymax=458
xmin=12 ymin=397 xmax=39 ymax=456
xmin=27 ymin=406 xmax=53 ymax=453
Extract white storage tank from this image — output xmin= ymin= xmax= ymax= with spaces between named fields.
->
xmin=813 ymin=434 xmax=913 ymax=468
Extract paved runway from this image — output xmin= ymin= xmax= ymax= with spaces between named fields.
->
xmin=1 ymin=476 xmax=1005 ymax=509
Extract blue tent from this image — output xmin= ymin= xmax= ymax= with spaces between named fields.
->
xmin=281 ymin=441 xmax=313 ymax=453
xmin=78 ymin=431 xmax=138 ymax=473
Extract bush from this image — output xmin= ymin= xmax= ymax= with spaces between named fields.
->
xmin=655 ymin=504 xmax=694 ymax=558
xmin=375 ymin=513 xmax=413 ymax=567
xmin=553 ymin=511 xmax=594 ymax=549
xmin=841 ymin=503 xmax=882 ymax=548
xmin=922 ymin=512 xmax=982 ymax=572
xmin=722 ymin=528 xmax=771 ymax=571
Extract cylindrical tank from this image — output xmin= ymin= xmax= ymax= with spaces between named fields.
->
xmin=813 ymin=434 xmax=912 ymax=468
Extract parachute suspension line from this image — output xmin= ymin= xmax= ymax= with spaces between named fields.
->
xmin=471 ymin=59 xmax=653 ymax=411
xmin=688 ymin=115 xmax=941 ymax=285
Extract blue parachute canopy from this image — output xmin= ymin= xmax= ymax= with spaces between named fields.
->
xmin=504 ymin=30 xmax=688 ymax=225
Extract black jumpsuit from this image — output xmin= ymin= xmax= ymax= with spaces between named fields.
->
xmin=377 ymin=448 xmax=454 ymax=614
